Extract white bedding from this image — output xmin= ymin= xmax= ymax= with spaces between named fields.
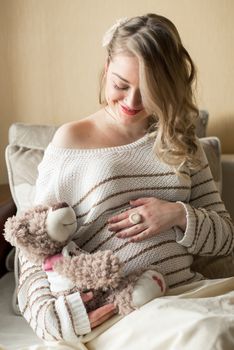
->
xmin=0 ymin=273 xmax=234 ymax=350
xmin=0 ymin=273 xmax=42 ymax=350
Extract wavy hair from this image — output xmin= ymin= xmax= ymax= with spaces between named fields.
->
xmin=99 ymin=13 xmax=200 ymax=169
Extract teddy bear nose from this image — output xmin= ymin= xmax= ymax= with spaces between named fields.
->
xmin=51 ymin=202 xmax=69 ymax=211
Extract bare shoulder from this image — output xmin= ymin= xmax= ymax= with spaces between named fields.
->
xmin=52 ymin=117 xmax=96 ymax=149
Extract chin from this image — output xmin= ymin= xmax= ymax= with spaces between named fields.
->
xmin=118 ymin=103 xmax=146 ymax=121
xmin=107 ymin=102 xmax=146 ymax=125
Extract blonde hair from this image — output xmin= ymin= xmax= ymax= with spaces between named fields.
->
xmin=99 ymin=13 xmax=200 ymax=169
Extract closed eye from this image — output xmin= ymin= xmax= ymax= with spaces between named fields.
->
xmin=63 ymin=221 xmax=77 ymax=226
xmin=113 ymin=82 xmax=129 ymax=91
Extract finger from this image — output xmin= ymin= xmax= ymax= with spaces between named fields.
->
xmin=108 ymin=211 xmax=129 ymax=224
xmin=89 ymin=305 xmax=117 ymax=328
xmin=88 ymin=303 xmax=116 ymax=323
xmin=80 ymin=291 xmax=93 ymax=303
xmin=108 ymin=217 xmax=132 ymax=232
xmin=128 ymin=228 xmax=152 ymax=242
xmin=91 ymin=309 xmax=116 ymax=328
xmin=130 ymin=197 xmax=150 ymax=206
xmin=116 ymin=224 xmax=147 ymax=239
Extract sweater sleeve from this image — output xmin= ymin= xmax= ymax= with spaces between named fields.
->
xmin=17 ymin=144 xmax=91 ymax=341
xmin=18 ymin=252 xmax=91 ymax=341
xmin=176 ymin=140 xmax=234 ymax=256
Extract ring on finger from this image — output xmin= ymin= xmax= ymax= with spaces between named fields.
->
xmin=129 ymin=212 xmax=142 ymax=225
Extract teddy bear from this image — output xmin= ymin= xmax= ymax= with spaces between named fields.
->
xmin=4 ymin=202 xmax=166 ymax=315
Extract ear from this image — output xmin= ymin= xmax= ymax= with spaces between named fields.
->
xmin=4 ymin=216 xmax=22 ymax=247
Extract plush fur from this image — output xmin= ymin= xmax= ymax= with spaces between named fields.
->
xmin=4 ymin=203 xmax=166 ymax=316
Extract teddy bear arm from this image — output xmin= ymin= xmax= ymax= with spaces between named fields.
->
xmin=110 ymin=270 xmax=167 ymax=316
xmin=53 ymin=250 xmax=123 ymax=290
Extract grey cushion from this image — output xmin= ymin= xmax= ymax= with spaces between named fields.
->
xmin=195 ymin=110 xmax=209 ymax=138
xmin=6 ymin=123 xmax=58 ymax=212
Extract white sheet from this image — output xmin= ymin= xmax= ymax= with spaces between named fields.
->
xmin=0 ymin=273 xmax=234 ymax=350
xmin=86 ymin=277 xmax=234 ymax=350
xmin=0 ymin=273 xmax=42 ymax=350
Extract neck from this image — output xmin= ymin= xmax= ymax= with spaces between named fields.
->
xmin=103 ymin=106 xmax=149 ymax=141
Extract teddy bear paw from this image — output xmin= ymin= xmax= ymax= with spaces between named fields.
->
xmin=131 ymin=270 xmax=166 ymax=308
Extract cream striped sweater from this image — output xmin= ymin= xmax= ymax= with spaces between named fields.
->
xmin=17 ymin=133 xmax=234 ymax=343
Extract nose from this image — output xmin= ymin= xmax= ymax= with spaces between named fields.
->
xmin=51 ymin=202 xmax=69 ymax=211
xmin=124 ymin=89 xmax=142 ymax=110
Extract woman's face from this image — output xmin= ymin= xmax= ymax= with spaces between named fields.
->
xmin=104 ymin=54 xmax=149 ymax=126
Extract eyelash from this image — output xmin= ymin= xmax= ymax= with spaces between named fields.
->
xmin=113 ymin=83 xmax=129 ymax=91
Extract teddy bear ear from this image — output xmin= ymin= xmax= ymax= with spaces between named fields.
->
xmin=4 ymin=215 xmax=25 ymax=247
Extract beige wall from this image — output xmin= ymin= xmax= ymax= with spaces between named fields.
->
xmin=0 ymin=0 xmax=234 ymax=184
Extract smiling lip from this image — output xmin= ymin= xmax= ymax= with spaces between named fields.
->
xmin=120 ymin=104 xmax=142 ymax=116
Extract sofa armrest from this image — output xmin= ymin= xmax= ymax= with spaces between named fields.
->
xmin=200 ymin=137 xmax=222 ymax=194
xmin=0 ymin=199 xmax=16 ymax=277
xmin=221 ymin=154 xmax=234 ymax=221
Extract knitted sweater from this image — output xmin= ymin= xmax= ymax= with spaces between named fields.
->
xmin=17 ymin=133 xmax=234 ymax=343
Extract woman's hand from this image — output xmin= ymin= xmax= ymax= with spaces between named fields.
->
xmin=81 ymin=292 xmax=117 ymax=329
xmin=44 ymin=258 xmax=117 ymax=329
xmin=108 ymin=197 xmax=187 ymax=242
